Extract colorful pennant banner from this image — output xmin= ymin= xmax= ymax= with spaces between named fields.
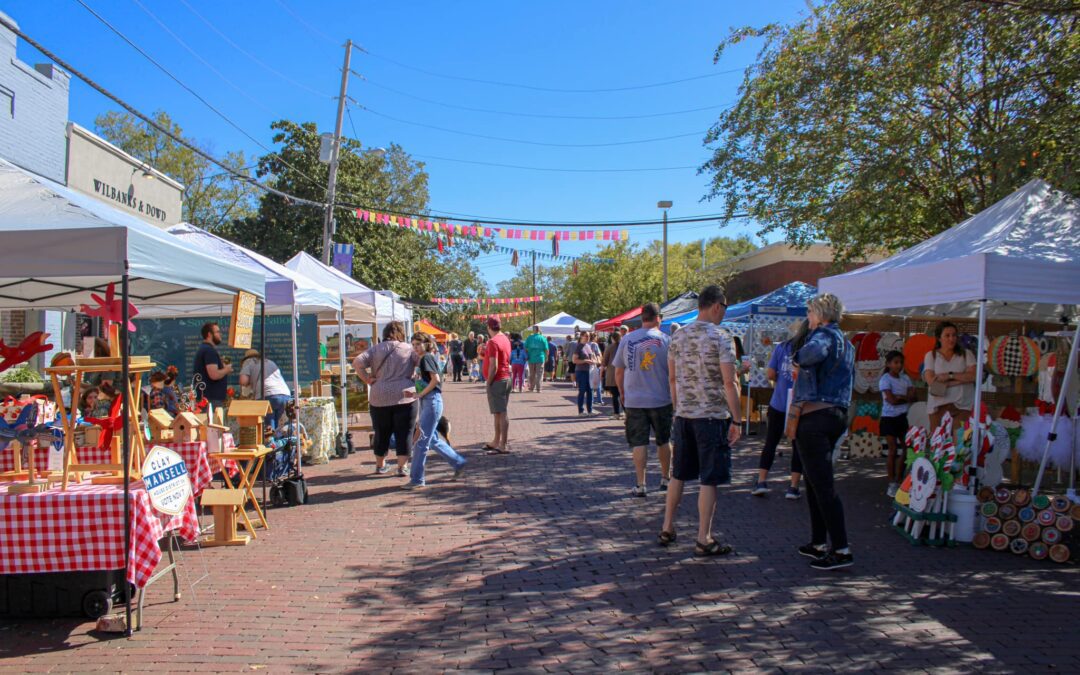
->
xmin=477 ymin=310 xmax=531 ymax=319
xmin=357 ymin=209 xmax=630 ymax=243
xmin=432 ymin=296 xmax=543 ymax=305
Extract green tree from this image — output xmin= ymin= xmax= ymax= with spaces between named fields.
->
xmin=230 ymin=120 xmax=487 ymax=300
xmin=94 ymin=110 xmax=257 ymax=230
xmin=703 ymin=0 xmax=1080 ymax=263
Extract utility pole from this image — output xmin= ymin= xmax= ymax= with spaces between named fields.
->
xmin=322 ymin=40 xmax=352 ymax=265
xmin=531 ymin=251 xmax=537 ymax=325
xmin=658 ymin=200 xmax=673 ymax=302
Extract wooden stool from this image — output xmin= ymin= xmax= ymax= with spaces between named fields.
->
xmin=200 ymin=489 xmax=249 ymax=547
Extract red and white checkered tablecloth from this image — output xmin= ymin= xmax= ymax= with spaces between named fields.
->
xmin=73 ymin=442 xmax=218 ymax=496
xmin=0 ymin=482 xmax=199 ymax=588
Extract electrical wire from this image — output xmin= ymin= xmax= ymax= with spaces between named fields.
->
xmin=271 ymin=0 xmax=339 ymax=46
xmin=412 ymin=154 xmax=700 ymax=173
xmin=176 ymin=0 xmax=334 ymax=99
xmin=9 ymin=17 xmax=758 ymax=231
xmin=73 ymin=0 xmax=332 ymax=201
xmin=127 ymin=0 xmax=273 ymax=114
xmin=361 ymin=77 xmax=732 ymax=121
xmin=359 ymin=105 xmax=706 ymax=148
xmin=361 ymin=48 xmax=747 ymax=94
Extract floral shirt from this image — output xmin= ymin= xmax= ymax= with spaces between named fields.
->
xmin=668 ymin=320 xmax=737 ymax=420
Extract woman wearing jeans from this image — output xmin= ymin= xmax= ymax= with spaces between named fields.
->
xmin=404 ymin=333 xmax=466 ymax=488
xmin=790 ymin=293 xmax=855 ymax=571
xmin=572 ymin=332 xmax=600 ymax=415
xmin=355 ymin=321 xmax=419 ymax=476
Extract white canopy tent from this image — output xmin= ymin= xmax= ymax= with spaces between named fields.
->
xmin=536 ymin=312 xmax=593 ymax=340
xmin=819 ymin=179 xmax=1080 ymax=497
xmin=285 ymin=251 xmax=409 ymax=334
xmin=151 ymin=224 xmax=346 ymax=469
xmin=0 ymin=159 xmax=267 ymax=633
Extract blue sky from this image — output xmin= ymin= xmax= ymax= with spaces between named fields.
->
xmin=9 ymin=0 xmax=808 ymax=288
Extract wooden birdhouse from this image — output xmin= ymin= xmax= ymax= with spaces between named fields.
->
xmin=170 ymin=411 xmax=202 ymax=443
xmin=147 ymin=409 xmax=174 ymax=442
xmin=227 ymin=400 xmax=273 ymax=451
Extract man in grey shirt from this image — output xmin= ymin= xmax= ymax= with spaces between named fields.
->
xmin=239 ymin=349 xmax=293 ymax=429
xmin=614 ymin=303 xmax=673 ymax=497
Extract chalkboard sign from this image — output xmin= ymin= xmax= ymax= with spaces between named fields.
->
xmin=131 ymin=314 xmax=319 ymax=391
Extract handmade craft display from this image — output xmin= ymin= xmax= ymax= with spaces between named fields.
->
xmin=852 ymin=332 xmax=884 ymax=394
xmin=987 ymin=335 xmax=1041 ymax=377
xmin=892 ymin=414 xmax=972 ymax=546
xmin=44 ymin=285 xmax=154 ymax=488
xmin=973 ymin=486 xmax=1079 ymax=563
xmin=902 ymin=334 xmax=936 ymax=380
xmin=147 ymin=409 xmax=174 ymax=443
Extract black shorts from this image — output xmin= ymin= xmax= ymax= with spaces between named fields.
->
xmin=880 ymin=414 xmax=909 ymax=440
xmin=672 ymin=416 xmax=732 ymax=486
xmin=624 ymin=405 xmax=673 ymax=447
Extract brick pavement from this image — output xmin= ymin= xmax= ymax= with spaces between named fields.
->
xmin=1 ymin=380 xmax=1079 ymax=673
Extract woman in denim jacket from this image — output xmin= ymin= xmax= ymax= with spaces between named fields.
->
xmin=790 ymin=293 xmax=855 ymax=571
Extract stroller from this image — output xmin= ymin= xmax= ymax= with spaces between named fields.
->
xmin=266 ymin=415 xmax=309 ymax=507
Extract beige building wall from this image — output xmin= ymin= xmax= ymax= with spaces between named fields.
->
xmin=65 ymin=122 xmax=184 ymax=227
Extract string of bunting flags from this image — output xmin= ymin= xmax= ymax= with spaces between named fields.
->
xmin=357 ymin=209 xmax=630 ymax=243
xmin=477 ymin=310 xmax=531 ymax=319
xmin=432 ymin=296 xmax=543 ymax=305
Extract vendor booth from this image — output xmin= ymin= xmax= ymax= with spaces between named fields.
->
xmin=820 ymin=179 xmax=1080 ymax=555
xmin=0 ymin=159 xmax=266 ymax=630
xmin=594 ymin=306 xmax=642 ymax=332
xmin=156 ymin=224 xmax=345 ymax=465
xmin=414 ymin=319 xmax=448 ymax=342
xmin=535 ymin=312 xmax=592 ymax=340
xmin=623 ymin=291 xmax=698 ymax=330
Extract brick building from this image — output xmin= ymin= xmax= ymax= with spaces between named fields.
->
xmin=723 ymin=242 xmax=884 ymax=303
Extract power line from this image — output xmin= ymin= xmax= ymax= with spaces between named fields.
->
xmin=271 ymin=0 xmax=339 ymax=45
xmin=360 ymin=105 xmax=706 ymax=148
xmin=176 ymin=0 xmax=334 ymax=99
xmin=127 ymin=0 xmax=273 ymax=113
xmin=360 ymin=48 xmax=747 ymax=93
xmin=412 ymin=154 xmax=701 ymax=174
xmin=362 ymin=77 xmax=732 ymax=121
xmin=73 ymin=0 xmax=332 ymax=201
xmin=6 ymin=18 xmax=758 ymax=231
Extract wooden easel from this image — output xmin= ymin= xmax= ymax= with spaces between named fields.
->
xmin=44 ymin=327 xmax=155 ymax=488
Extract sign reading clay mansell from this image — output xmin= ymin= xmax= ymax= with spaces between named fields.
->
xmin=66 ymin=122 xmax=184 ymax=227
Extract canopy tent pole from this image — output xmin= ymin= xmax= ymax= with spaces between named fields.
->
xmin=1032 ymin=318 xmax=1080 ymax=498
xmin=121 ymin=271 xmax=133 ymax=635
xmin=291 ymin=303 xmax=301 ymax=474
xmin=744 ymin=316 xmax=754 ymax=435
xmin=970 ymin=299 xmax=988 ymax=493
xmin=338 ymin=310 xmax=348 ymax=455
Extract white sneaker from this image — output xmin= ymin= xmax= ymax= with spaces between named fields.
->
xmin=886 ymin=482 xmax=899 ymax=498
xmin=632 ymin=485 xmax=647 ymax=498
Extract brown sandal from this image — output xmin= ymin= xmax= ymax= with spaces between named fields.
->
xmin=657 ymin=530 xmax=677 ymax=547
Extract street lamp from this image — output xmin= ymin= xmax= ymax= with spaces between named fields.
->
xmin=657 ymin=200 xmax=673 ymax=302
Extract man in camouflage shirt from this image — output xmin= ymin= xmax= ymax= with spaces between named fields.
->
xmin=658 ymin=285 xmax=743 ymax=556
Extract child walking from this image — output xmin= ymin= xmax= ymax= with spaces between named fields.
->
xmin=879 ymin=350 xmax=915 ymax=498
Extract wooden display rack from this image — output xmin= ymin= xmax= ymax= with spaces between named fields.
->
xmin=1 ymin=437 xmax=61 ymax=494
xmin=44 ymin=333 xmax=155 ymax=489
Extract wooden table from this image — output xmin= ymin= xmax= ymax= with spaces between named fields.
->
xmin=208 ymin=447 xmax=274 ymax=538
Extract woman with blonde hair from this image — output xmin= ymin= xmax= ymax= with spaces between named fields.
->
xmin=790 ymin=293 xmax=855 ymax=571
xmin=404 ymin=332 xmax=466 ymax=488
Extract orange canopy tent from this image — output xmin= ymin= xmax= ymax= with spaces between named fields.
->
xmin=414 ymin=319 xmax=449 ymax=342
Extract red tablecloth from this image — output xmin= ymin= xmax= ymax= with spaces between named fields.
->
xmin=0 ymin=482 xmax=199 ymax=588
xmin=1 ymin=437 xmax=239 ymax=494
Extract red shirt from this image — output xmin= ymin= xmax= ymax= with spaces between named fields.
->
xmin=485 ymin=332 xmax=512 ymax=382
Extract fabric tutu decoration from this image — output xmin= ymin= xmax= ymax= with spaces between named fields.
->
xmin=1016 ymin=414 xmax=1077 ymax=470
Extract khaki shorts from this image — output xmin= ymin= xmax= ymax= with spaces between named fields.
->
xmin=487 ymin=378 xmax=512 ymax=414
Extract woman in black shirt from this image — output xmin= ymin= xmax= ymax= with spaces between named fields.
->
xmin=404 ymin=333 xmax=467 ymax=488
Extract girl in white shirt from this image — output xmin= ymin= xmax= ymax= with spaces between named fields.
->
xmin=879 ymin=351 xmax=915 ymax=498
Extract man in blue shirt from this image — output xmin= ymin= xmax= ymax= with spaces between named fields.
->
xmin=193 ymin=321 xmax=232 ymax=411
xmin=614 ymin=303 xmax=672 ymax=498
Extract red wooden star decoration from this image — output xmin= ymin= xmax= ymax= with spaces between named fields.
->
xmin=79 ymin=282 xmax=139 ymax=331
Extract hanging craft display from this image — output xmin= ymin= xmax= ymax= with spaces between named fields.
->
xmin=987 ymin=335 xmax=1040 ymax=377
xmin=902 ymin=334 xmax=937 ymax=380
